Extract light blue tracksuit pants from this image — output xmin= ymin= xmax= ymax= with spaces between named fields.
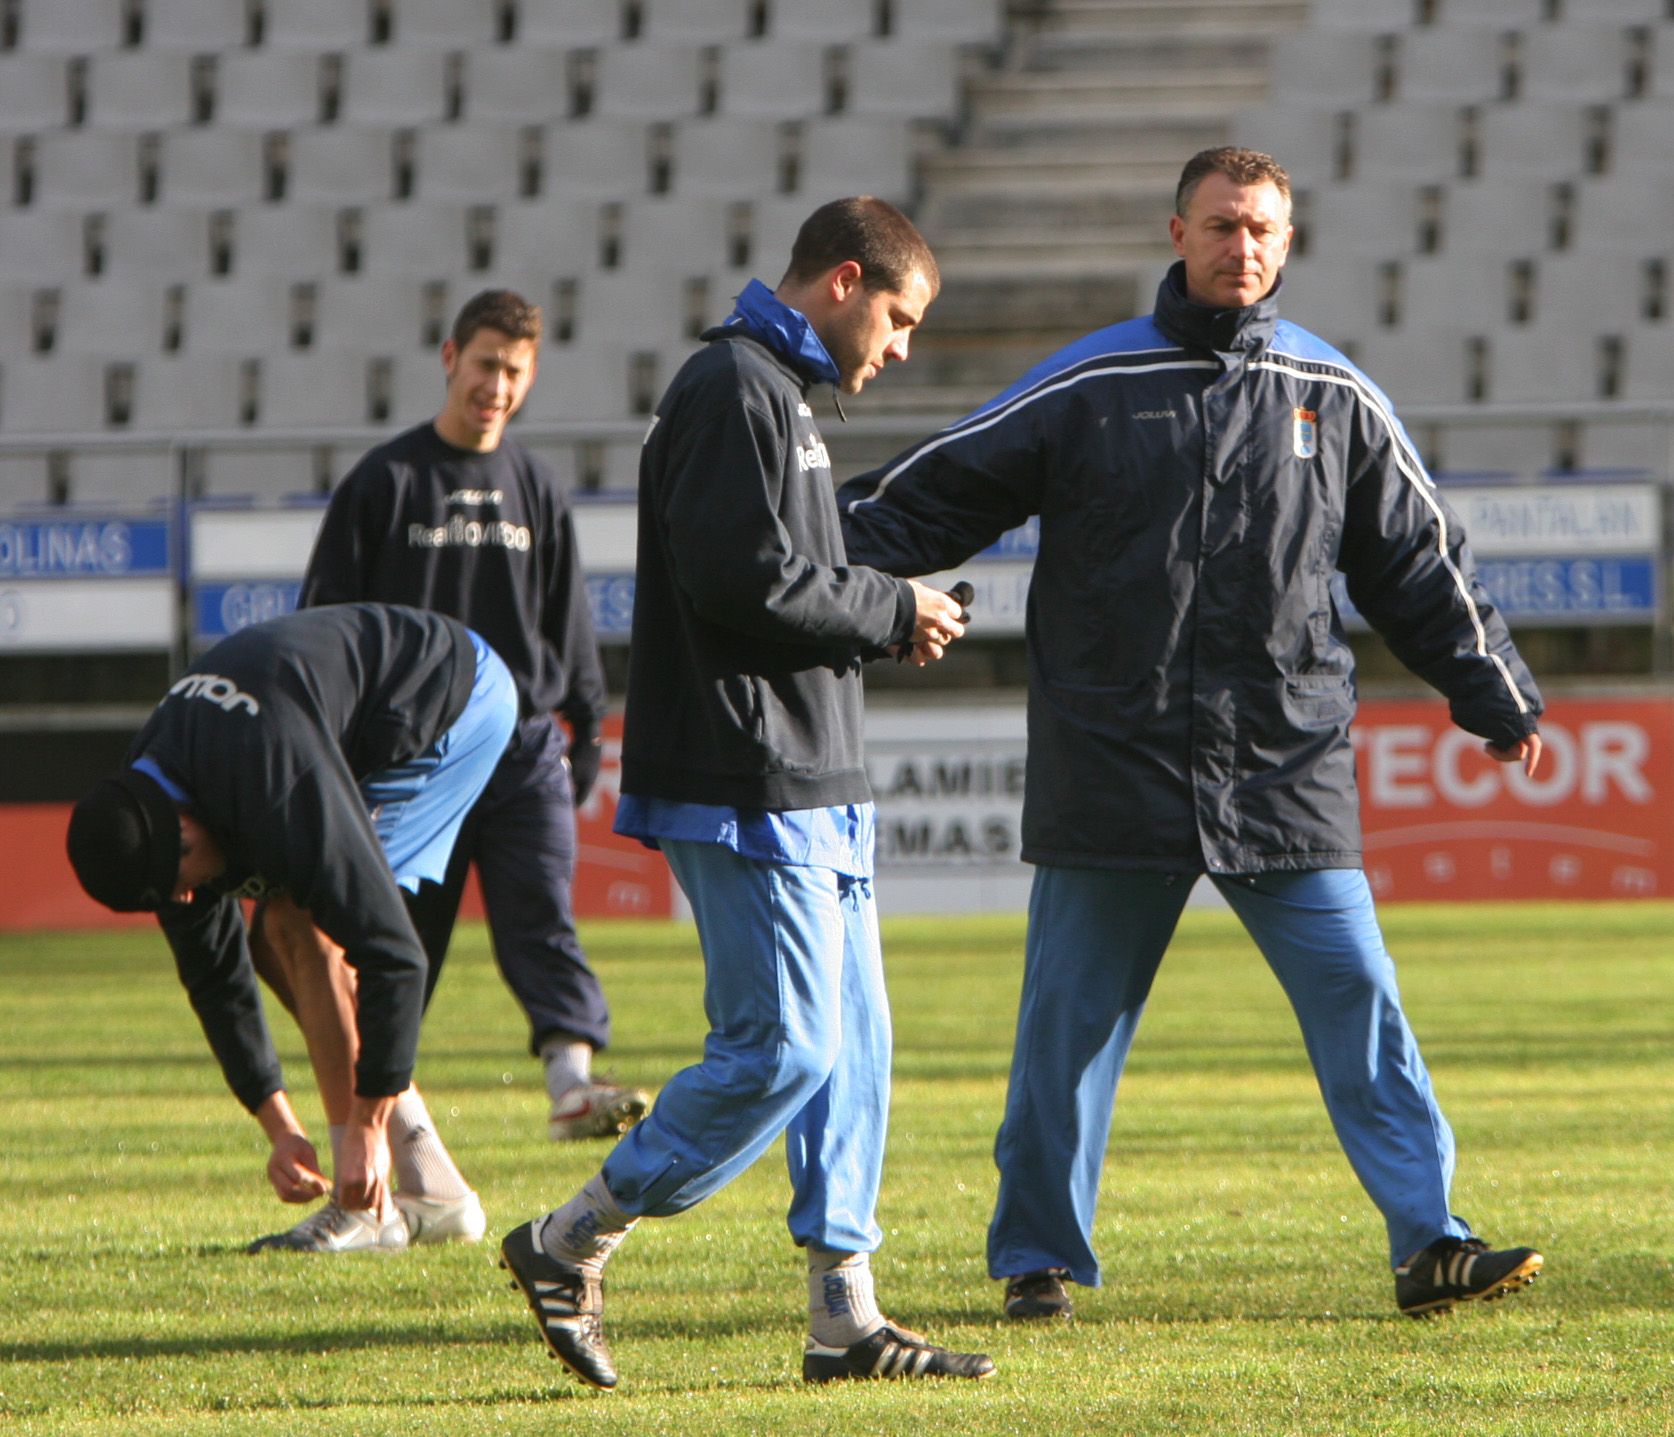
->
xmin=988 ymin=866 xmax=1473 ymax=1286
xmin=600 ymin=839 xmax=892 ymax=1253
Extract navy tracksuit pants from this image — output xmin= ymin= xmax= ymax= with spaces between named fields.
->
xmin=405 ymin=714 xmax=611 ymax=1053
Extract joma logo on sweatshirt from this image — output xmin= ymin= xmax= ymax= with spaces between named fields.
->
xmin=165 ymin=673 xmax=261 ymax=716
xmin=796 ymin=435 xmax=831 ymax=473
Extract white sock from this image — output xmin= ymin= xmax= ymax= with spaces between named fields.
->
xmin=538 ymin=1171 xmax=635 ymax=1274
xmin=389 ymin=1088 xmax=471 ymax=1202
xmin=541 ymin=1036 xmax=594 ymax=1107
xmin=807 ymin=1247 xmax=885 ymax=1348
xmin=326 ymin=1122 xmax=399 ymax=1220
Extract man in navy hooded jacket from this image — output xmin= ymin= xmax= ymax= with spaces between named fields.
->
xmin=839 ymin=149 xmax=1548 ymax=1323
xmin=499 ymin=197 xmax=995 ymax=1390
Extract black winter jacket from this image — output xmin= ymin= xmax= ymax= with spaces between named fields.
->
xmin=620 ymin=313 xmax=916 ymax=810
xmin=138 ymin=604 xmax=477 ymax=1110
xmin=839 ymin=264 xmax=1542 ymax=876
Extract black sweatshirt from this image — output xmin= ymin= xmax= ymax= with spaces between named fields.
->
xmin=300 ymin=423 xmax=606 ymax=731
xmin=137 ymin=604 xmax=477 ymax=1111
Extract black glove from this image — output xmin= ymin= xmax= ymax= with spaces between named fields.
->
xmin=567 ymin=722 xmax=603 ymax=807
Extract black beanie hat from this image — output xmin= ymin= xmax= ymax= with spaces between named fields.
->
xmin=65 ymin=769 xmax=182 ymax=913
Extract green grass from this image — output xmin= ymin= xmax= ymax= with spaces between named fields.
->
xmin=2 ymin=903 xmax=1670 ymax=1435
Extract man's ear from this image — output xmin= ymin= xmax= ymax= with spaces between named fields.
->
xmin=829 ymin=260 xmax=864 ymax=304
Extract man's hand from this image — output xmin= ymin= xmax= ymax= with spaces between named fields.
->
xmin=1484 ymin=732 xmax=1542 ymax=778
xmin=567 ymin=720 xmax=603 ymax=806
xmin=267 ymin=1132 xmax=330 ymax=1204
xmin=334 ymin=1095 xmax=395 ymax=1212
xmin=254 ymin=1090 xmax=330 ymax=1202
xmin=903 ymin=580 xmax=967 ymax=667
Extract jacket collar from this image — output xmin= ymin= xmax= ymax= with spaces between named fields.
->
xmin=1152 ymin=260 xmax=1281 ymax=357
xmin=704 ymin=278 xmax=841 ymax=387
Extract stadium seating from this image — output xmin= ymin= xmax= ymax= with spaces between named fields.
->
xmin=0 ymin=55 xmax=71 ymax=132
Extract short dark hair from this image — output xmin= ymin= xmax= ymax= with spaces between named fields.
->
xmin=1175 ymin=147 xmax=1293 ymax=219
xmin=451 ymin=288 xmax=543 ymax=348
xmin=782 ymin=196 xmax=940 ymax=299
xmin=66 ymin=769 xmax=182 ymax=913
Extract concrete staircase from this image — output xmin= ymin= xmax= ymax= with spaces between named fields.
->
xmin=847 ymin=0 xmax=1309 ymax=431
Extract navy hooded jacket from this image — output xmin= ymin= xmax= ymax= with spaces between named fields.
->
xmin=839 ymin=263 xmax=1542 ymax=877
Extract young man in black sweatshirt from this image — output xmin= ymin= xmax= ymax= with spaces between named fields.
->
xmin=302 ymin=290 xmax=646 ymax=1144
xmin=66 ymin=603 xmax=516 ymax=1251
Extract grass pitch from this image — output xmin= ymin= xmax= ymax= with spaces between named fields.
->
xmin=1 ymin=902 xmax=1670 ymax=1435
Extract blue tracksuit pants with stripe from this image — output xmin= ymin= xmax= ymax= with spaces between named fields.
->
xmin=599 ymin=839 xmax=891 ymax=1254
xmin=988 ymin=866 xmax=1473 ymax=1286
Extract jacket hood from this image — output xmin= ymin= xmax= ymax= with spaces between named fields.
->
xmin=704 ymin=278 xmax=841 ymax=387
xmin=1153 ymin=260 xmax=1282 ymax=356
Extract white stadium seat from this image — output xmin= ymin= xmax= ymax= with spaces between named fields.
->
xmin=1351 ymin=103 xmax=1467 ymax=183
xmin=0 ymin=55 xmax=72 ymax=132
xmin=15 ymin=0 xmax=127 ymax=53
xmin=390 ymin=0 xmax=504 ymax=48
xmin=1266 ymin=31 xmax=1383 ymax=108
xmin=516 ymin=0 xmax=624 ymax=45
xmin=642 ymin=0 xmax=757 ymax=42
xmin=1531 ymin=253 xmax=1652 ymax=332
xmin=720 ymin=41 xmax=831 ymax=119
xmin=1434 ymin=0 xmax=1544 ymax=28
xmin=1576 ymin=417 xmax=1673 ymax=473
xmin=145 ymin=0 xmax=252 ymax=52
xmin=1489 ymin=323 xmax=1612 ymax=404
xmin=1273 ymin=256 xmax=1385 ymax=351
xmin=1439 ymin=178 xmax=1559 ymax=255
xmin=891 ymin=0 xmax=1003 ymax=43
xmin=26 ymin=130 xmax=143 ymax=210
xmin=0 ymin=355 xmax=112 ymax=433
xmin=670 ymin=116 xmax=787 ymax=197
xmin=309 ymin=276 xmax=439 ymax=354
xmin=845 ymin=40 xmax=961 ymax=118
xmin=339 ymin=48 xmax=454 ymax=126
xmin=1232 ymin=104 xmax=1344 ymax=188
xmin=1399 ymin=255 xmax=1517 ymax=335
xmin=100 ymin=206 xmax=216 ymax=280
xmin=1351 ymin=331 xmax=1474 ymax=407
xmin=181 ymin=276 xmax=299 ymax=353
xmin=1306 ymin=181 xmax=1424 ymax=261
xmin=1521 ymin=23 xmax=1638 ymax=104
xmin=769 ymin=0 xmax=878 ymax=41
xmin=256 ymin=350 xmax=381 ymax=428
xmin=287 ymin=125 xmax=399 ymax=204
xmin=461 ymin=48 xmax=571 ymax=123
xmin=594 ymin=44 xmax=708 ymax=119
xmin=1396 ymin=28 xmax=1508 ymax=105
xmin=797 ymin=117 xmax=913 ymax=202
xmin=357 ymin=201 xmax=475 ymax=276
xmin=1475 ymin=101 xmax=1598 ymax=179
xmin=412 ymin=122 xmax=532 ymax=202
xmin=1610 ymin=100 xmax=1674 ymax=176
xmin=0 ymin=212 xmax=87 ymax=282
xmin=227 ymin=204 xmax=347 ymax=279
xmin=259 ymin=0 xmax=375 ymax=50
xmin=157 ymin=127 xmax=271 ymax=206
xmin=84 ymin=52 xmax=199 ymax=131
xmin=1569 ymin=176 xmax=1674 ymax=254
xmin=213 ymin=51 xmax=328 ymax=128
xmin=544 ymin=119 xmax=653 ymax=197
xmin=491 ymin=198 xmax=603 ymax=276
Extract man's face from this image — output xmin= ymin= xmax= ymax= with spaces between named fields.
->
xmin=821 ymin=268 xmax=934 ymax=395
xmin=435 ymin=327 xmax=539 ymax=451
xmin=172 ymin=812 xmax=226 ymax=905
xmin=1168 ymin=173 xmax=1293 ymax=310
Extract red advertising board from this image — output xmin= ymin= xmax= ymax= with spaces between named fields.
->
xmin=0 ymin=713 xmax=672 ymax=931
xmin=1355 ymin=696 xmax=1674 ymax=901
